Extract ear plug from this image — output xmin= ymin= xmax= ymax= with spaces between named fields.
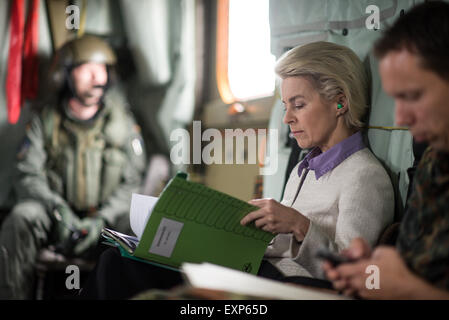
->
xmin=337 ymin=104 xmax=343 ymax=109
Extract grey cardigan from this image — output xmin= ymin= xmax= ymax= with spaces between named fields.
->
xmin=264 ymin=148 xmax=394 ymax=279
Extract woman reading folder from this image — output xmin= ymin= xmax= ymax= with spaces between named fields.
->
xmin=81 ymin=42 xmax=393 ymax=299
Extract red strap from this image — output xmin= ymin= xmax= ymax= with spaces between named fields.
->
xmin=6 ymin=0 xmax=25 ymax=124
xmin=22 ymin=0 xmax=40 ymax=101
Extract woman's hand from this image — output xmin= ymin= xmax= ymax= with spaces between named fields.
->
xmin=240 ymin=198 xmax=310 ymax=241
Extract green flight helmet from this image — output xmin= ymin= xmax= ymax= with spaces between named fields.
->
xmin=49 ymin=35 xmax=117 ymax=91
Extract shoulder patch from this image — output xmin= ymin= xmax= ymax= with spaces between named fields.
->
xmin=131 ymin=137 xmax=144 ymax=156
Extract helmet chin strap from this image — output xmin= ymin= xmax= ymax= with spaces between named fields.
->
xmin=77 ymin=85 xmax=108 ymax=107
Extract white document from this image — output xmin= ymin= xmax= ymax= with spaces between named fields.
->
xmin=130 ymin=193 xmax=159 ymax=239
xmin=181 ymin=262 xmax=349 ymax=300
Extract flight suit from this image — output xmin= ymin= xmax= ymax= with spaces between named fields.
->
xmin=0 ymin=92 xmax=146 ymax=299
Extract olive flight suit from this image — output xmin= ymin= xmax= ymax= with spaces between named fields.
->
xmin=0 ymin=92 xmax=146 ymax=299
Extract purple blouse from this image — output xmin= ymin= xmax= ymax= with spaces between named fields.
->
xmin=297 ymin=131 xmax=366 ymax=180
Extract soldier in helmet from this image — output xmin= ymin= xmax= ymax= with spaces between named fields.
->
xmin=0 ymin=35 xmax=146 ymax=299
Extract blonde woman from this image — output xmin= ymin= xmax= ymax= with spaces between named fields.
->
xmin=241 ymin=41 xmax=394 ymax=281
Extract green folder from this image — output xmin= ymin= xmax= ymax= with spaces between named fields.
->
xmin=102 ymin=172 xmax=274 ymax=275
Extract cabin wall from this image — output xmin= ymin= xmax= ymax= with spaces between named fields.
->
xmin=0 ymin=0 xmax=53 ymax=209
xmin=0 ymin=0 xmax=197 ymax=210
xmin=1 ymin=0 xmax=444 ymax=211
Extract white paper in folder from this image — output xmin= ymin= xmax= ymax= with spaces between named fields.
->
xmin=130 ymin=193 xmax=158 ymax=239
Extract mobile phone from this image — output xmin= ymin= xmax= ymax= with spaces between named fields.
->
xmin=315 ymin=249 xmax=354 ymax=267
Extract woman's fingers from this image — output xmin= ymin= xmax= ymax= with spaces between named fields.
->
xmin=240 ymin=208 xmax=267 ymax=225
xmin=248 ymin=198 xmax=269 ymax=208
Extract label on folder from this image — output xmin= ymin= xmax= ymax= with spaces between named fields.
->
xmin=149 ymin=218 xmax=184 ymax=258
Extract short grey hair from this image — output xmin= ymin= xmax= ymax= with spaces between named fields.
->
xmin=275 ymin=41 xmax=369 ymax=129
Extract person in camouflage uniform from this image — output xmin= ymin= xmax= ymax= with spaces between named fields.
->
xmin=396 ymin=147 xmax=449 ymax=291
xmin=0 ymin=35 xmax=146 ymax=299
xmin=323 ymin=1 xmax=449 ymax=299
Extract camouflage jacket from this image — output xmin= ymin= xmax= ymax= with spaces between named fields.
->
xmin=396 ymin=147 xmax=449 ymax=290
xmin=14 ymin=92 xmax=146 ymax=227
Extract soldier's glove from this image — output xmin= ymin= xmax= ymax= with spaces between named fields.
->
xmin=53 ymin=205 xmax=82 ymax=243
xmin=73 ymin=217 xmax=105 ymax=257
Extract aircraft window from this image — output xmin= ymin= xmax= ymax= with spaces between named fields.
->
xmin=217 ymin=0 xmax=276 ymax=103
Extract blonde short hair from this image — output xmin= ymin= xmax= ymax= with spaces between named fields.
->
xmin=275 ymin=41 xmax=369 ymax=129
